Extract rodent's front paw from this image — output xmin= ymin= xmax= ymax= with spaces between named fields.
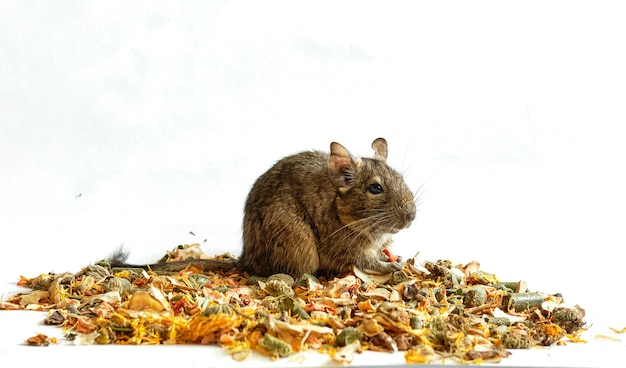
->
xmin=359 ymin=259 xmax=402 ymax=275
xmin=375 ymin=260 xmax=402 ymax=274
xmin=389 ymin=261 xmax=402 ymax=271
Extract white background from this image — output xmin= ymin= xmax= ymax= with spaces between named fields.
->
xmin=1 ymin=1 xmax=625 ymax=367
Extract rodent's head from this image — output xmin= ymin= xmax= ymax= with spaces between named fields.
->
xmin=328 ymin=138 xmax=417 ymax=236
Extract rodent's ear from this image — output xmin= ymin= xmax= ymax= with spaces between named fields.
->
xmin=329 ymin=142 xmax=356 ymax=188
xmin=371 ymin=138 xmax=388 ymax=162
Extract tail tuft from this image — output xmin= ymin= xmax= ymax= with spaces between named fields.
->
xmin=109 ymin=246 xmax=130 ymax=267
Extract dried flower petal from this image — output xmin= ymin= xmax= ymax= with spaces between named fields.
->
xmin=1 ymin=244 xmax=588 ymax=364
xmin=127 ymin=290 xmax=166 ymax=312
xmin=25 ymin=333 xmax=58 ymax=346
xmin=332 ymin=340 xmax=361 ymax=364
xmin=405 ymin=344 xmax=435 ymax=364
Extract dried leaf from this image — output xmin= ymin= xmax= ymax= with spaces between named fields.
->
xmin=2 ymin=244 xmax=588 ymax=365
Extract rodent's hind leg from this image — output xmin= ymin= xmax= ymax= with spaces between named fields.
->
xmin=241 ymin=208 xmax=320 ymax=278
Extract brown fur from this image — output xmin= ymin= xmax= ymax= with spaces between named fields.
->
xmin=239 ymin=138 xmax=416 ymax=277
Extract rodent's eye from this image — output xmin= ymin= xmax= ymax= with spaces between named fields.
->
xmin=368 ymin=183 xmax=384 ymax=194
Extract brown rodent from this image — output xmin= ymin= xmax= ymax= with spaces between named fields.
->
xmin=112 ymin=138 xmax=416 ymax=279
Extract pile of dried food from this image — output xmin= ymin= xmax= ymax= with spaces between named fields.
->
xmin=0 ymin=244 xmax=586 ymax=364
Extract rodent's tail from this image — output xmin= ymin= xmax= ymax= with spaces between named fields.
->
xmin=107 ymin=245 xmax=239 ymax=273
xmin=109 ymin=246 xmax=131 ymax=267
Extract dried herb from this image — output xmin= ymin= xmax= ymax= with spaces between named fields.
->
xmin=0 ymin=244 xmax=587 ymax=364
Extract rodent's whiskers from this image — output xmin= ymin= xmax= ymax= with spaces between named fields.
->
xmin=327 ymin=214 xmax=394 ymax=261
xmin=322 ymin=210 xmax=394 ymax=245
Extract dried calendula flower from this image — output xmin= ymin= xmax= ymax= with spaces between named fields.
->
xmin=531 ymin=322 xmax=565 ymax=346
xmin=258 ymin=333 xmax=293 ymax=358
xmin=145 ymin=321 xmax=172 ymax=341
xmin=553 ymin=305 xmax=585 ymax=333
xmin=182 ymin=313 xmax=243 ymax=343
xmin=501 ymin=326 xmax=533 ymax=349
xmin=427 ymin=316 xmax=447 ymax=346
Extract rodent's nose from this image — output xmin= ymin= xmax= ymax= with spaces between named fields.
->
xmin=405 ymin=211 xmax=416 ymax=223
xmin=405 ymin=210 xmax=416 ymax=224
xmin=404 ymin=201 xmax=417 ymax=224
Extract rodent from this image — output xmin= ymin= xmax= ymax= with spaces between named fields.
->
xmin=112 ymin=138 xmax=416 ymax=279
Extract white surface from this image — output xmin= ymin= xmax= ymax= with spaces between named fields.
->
xmin=1 ymin=1 xmax=626 ymax=367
